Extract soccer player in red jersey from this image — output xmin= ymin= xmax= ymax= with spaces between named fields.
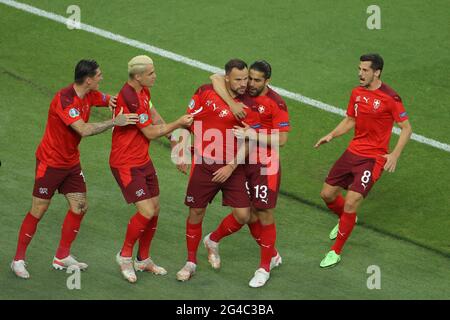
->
xmin=11 ymin=59 xmax=139 ymax=279
xmin=174 ymin=59 xmax=261 ymax=281
xmin=315 ymin=53 xmax=412 ymax=268
xmin=208 ymin=60 xmax=290 ymax=287
xmin=110 ymin=55 xmax=193 ymax=283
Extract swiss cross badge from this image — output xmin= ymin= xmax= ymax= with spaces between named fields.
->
xmin=373 ymin=99 xmax=381 ymax=110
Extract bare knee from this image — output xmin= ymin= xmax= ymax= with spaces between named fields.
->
xmin=30 ymin=197 xmax=50 ymax=218
xmin=189 ymin=208 xmax=206 ymax=224
xmin=248 ymin=209 xmax=259 ymax=224
xmin=320 ymin=189 xmax=338 ymax=203
xmin=344 ymin=193 xmax=363 ymax=212
xmin=70 ymin=201 xmax=88 ymax=215
xmin=256 ymin=209 xmax=274 ymax=225
xmin=233 ymin=208 xmax=251 ymax=224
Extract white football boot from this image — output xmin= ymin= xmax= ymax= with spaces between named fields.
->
xmin=249 ymin=268 xmax=270 ymax=288
xmin=52 ymin=255 xmax=88 ymax=271
xmin=270 ymin=252 xmax=282 ymax=270
xmin=11 ymin=260 xmax=30 ymax=279
xmin=134 ymin=257 xmax=167 ymax=275
xmin=116 ymin=252 xmax=137 ymax=283
xmin=176 ymin=262 xmax=196 ymax=281
xmin=203 ymin=233 xmax=220 ymax=269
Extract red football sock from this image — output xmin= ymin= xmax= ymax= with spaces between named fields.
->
xmin=186 ymin=219 xmax=202 ymax=264
xmin=326 ymin=195 xmax=345 ymax=217
xmin=259 ymin=223 xmax=277 ymax=272
xmin=138 ymin=215 xmax=159 ymax=261
xmin=14 ymin=212 xmax=40 ymax=261
xmin=331 ymin=211 xmax=357 ymax=254
xmin=210 ymin=213 xmax=244 ymax=242
xmin=55 ymin=210 xmax=85 ymax=259
xmin=120 ymin=212 xmax=150 ymax=258
xmin=249 ymin=220 xmax=278 ymax=257
xmin=248 ymin=220 xmax=262 ymax=246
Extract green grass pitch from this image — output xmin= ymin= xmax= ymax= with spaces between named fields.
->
xmin=0 ymin=0 xmax=449 ymax=299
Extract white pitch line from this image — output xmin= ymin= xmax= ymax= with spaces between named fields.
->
xmin=1 ymin=0 xmax=449 ymax=153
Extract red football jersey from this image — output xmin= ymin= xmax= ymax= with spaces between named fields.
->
xmin=251 ymin=87 xmax=290 ymax=133
xmin=346 ymin=83 xmax=408 ymax=158
xmin=236 ymin=88 xmax=290 ymax=165
xmin=35 ymin=84 xmax=110 ymax=168
xmin=187 ymin=84 xmax=261 ymax=163
xmin=109 ymin=83 xmax=153 ymax=168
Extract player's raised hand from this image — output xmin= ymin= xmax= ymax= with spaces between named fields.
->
xmin=314 ymin=134 xmax=333 ymax=148
xmin=177 ymin=114 xmax=194 ymax=128
xmin=230 ymin=102 xmax=247 ymax=120
xmin=108 ymin=95 xmax=117 ymax=111
xmin=382 ymin=153 xmax=398 ymax=173
xmin=113 ymin=107 xmax=139 ymax=126
xmin=212 ymin=164 xmax=236 ymax=183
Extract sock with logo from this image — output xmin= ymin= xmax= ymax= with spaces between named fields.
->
xmin=55 ymin=210 xmax=85 ymax=259
xmin=326 ymin=194 xmax=345 ymax=218
xmin=248 ymin=220 xmax=263 ymax=246
xmin=186 ymin=219 xmax=203 ymax=264
xmin=14 ymin=212 xmax=41 ymax=261
xmin=120 ymin=212 xmax=150 ymax=258
xmin=259 ymin=223 xmax=277 ymax=272
xmin=137 ymin=215 xmax=159 ymax=261
xmin=210 ymin=213 xmax=244 ymax=243
xmin=331 ymin=211 xmax=357 ymax=254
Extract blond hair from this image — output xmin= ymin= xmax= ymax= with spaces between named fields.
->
xmin=128 ymin=55 xmax=153 ymax=78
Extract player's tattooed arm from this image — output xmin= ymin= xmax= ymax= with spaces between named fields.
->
xmin=70 ymin=107 xmax=139 ymax=137
xmin=149 ymin=105 xmax=172 ymax=140
xmin=140 ymin=115 xmax=193 ymax=141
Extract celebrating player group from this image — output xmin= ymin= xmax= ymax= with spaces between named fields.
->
xmin=10 ymin=52 xmax=412 ymax=288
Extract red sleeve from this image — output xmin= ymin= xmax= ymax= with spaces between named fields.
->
xmin=390 ymin=96 xmax=408 ymax=123
xmin=346 ymin=91 xmax=356 ymax=118
xmin=88 ymin=91 xmax=110 ymax=107
xmin=271 ymin=100 xmax=290 ymax=132
xmin=242 ymin=107 xmax=261 ymax=131
xmin=186 ymin=88 xmax=204 ymax=115
xmin=55 ymin=94 xmax=82 ymax=126
xmin=186 ymin=87 xmax=207 ymax=132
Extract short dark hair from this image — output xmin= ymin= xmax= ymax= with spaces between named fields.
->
xmin=74 ymin=59 xmax=99 ymax=84
xmin=250 ymin=60 xmax=272 ymax=79
xmin=225 ymin=59 xmax=248 ymax=75
xmin=360 ymin=53 xmax=384 ymax=73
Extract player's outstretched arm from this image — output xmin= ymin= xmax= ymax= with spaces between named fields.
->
xmin=210 ymin=74 xmax=247 ymax=119
xmin=382 ymin=120 xmax=412 ymax=172
xmin=314 ymin=116 xmax=355 ymax=148
xmin=140 ymin=115 xmax=193 ymax=141
xmin=70 ymin=107 xmax=138 ymax=137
